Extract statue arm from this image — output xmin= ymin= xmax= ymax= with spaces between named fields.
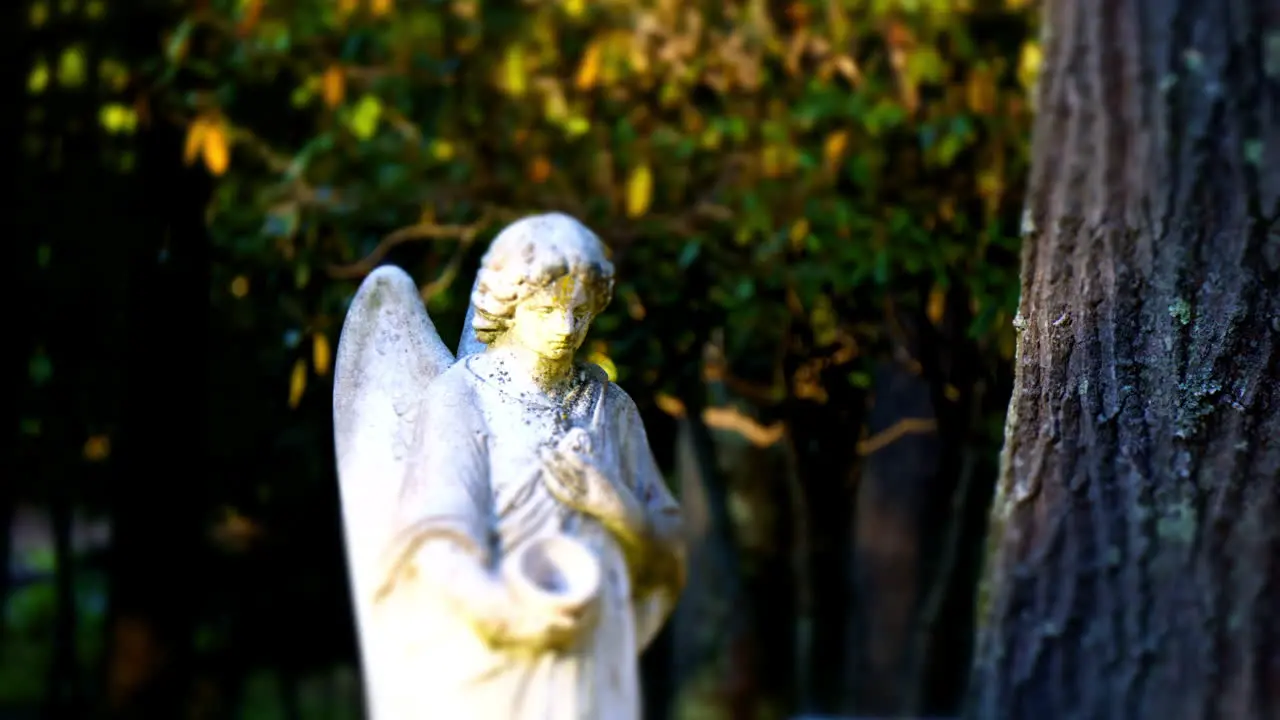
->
xmin=378 ymin=380 xmax=514 ymax=648
xmin=615 ymin=390 xmax=687 ymax=651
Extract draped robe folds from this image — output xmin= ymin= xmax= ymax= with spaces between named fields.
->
xmin=370 ymin=355 xmax=679 ymax=719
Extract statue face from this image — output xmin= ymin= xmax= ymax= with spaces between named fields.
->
xmin=509 ymin=275 xmax=594 ymax=362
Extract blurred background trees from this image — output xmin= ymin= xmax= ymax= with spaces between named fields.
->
xmin=8 ymin=0 xmax=1037 ymax=718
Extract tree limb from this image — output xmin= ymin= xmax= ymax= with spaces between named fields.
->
xmin=326 ymin=211 xmax=495 ymax=280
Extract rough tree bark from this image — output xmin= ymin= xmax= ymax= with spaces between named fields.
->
xmin=969 ymin=1 xmax=1280 ymax=719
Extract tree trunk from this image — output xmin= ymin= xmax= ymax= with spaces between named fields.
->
xmin=969 ymin=1 xmax=1280 ymax=719
xmin=668 ymin=406 xmax=757 ymax=720
xmin=848 ymin=359 xmax=940 ymax=716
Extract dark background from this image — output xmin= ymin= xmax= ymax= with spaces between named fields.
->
xmin=5 ymin=0 xmax=1034 ymax=718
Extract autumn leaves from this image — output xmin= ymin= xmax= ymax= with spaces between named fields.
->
xmin=624 ymin=165 xmax=653 ymax=219
xmin=157 ymin=0 xmax=1041 ymax=421
xmin=289 ymin=333 xmax=333 ymax=410
xmin=182 ymin=115 xmax=230 ymax=176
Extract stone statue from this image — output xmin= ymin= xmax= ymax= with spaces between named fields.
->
xmin=332 ymin=213 xmax=687 ymax=720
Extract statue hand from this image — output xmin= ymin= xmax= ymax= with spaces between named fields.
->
xmin=492 ymin=534 xmax=602 ymax=652
xmin=491 ymin=589 xmax=599 ymax=652
xmin=538 ymin=434 xmax=640 ymax=533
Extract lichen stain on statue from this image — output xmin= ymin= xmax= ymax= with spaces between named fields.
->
xmin=332 ymin=213 xmax=687 ymax=720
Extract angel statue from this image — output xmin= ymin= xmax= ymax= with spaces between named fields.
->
xmin=332 ymin=213 xmax=687 ymax=720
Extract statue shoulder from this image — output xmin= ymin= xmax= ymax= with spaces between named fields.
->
xmin=423 ymin=359 xmax=482 ymax=418
xmin=588 ymin=370 xmax=641 ymax=422
xmin=575 ymin=363 xmax=626 ymax=403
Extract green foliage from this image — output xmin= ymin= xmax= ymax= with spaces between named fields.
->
xmin=150 ymin=0 xmax=1034 ymax=400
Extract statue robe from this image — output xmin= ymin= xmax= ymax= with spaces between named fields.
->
xmin=371 ymin=355 xmax=678 ymax=720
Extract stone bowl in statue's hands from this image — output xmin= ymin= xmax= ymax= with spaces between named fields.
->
xmin=502 ymin=534 xmax=602 ymax=622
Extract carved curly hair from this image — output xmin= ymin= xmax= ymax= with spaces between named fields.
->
xmin=470 ymin=213 xmax=616 ymax=345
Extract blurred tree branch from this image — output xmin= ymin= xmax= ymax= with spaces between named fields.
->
xmin=326 ymin=210 xmax=496 ymax=280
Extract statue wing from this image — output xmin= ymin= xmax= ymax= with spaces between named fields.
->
xmin=332 ymin=265 xmax=456 ymax=632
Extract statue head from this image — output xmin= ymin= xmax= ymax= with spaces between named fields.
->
xmin=471 ymin=213 xmax=615 ymax=361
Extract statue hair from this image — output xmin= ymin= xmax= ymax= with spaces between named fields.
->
xmin=470 ymin=213 xmax=616 ymax=345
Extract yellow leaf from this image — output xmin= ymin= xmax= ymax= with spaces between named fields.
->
xmin=529 ymin=156 xmax=552 ymax=184
xmin=312 ymin=333 xmax=332 ymax=376
xmin=212 ymin=506 xmax=260 ymax=551
xmin=502 ymin=45 xmax=527 ymax=97
xmin=624 ymin=290 xmax=646 ymax=320
xmin=575 ymin=41 xmax=602 ymax=90
xmin=628 ymin=36 xmax=650 ymax=75
xmin=700 ymin=125 xmax=722 ymax=150
xmin=370 ymin=0 xmax=393 ymax=15
xmin=761 ymin=145 xmax=781 ymax=178
xmin=230 ymin=275 xmax=250 ymax=298
xmin=965 ymin=67 xmax=996 ymax=115
xmin=348 ymin=95 xmax=382 ymax=140
xmin=1018 ymin=41 xmax=1043 ymax=90
xmin=625 ymin=164 xmax=653 ymax=218
xmin=832 ymin=55 xmax=860 ymax=85
xmin=288 ymin=358 xmax=307 ymax=409
xmin=823 ymin=130 xmax=849 ymax=172
xmin=30 ymin=1 xmax=48 ymax=27
xmin=927 ymin=285 xmax=946 ymax=326
xmin=564 ymin=0 xmax=585 ymax=18
xmin=83 ymin=434 xmax=111 ymax=462
xmin=338 ymin=0 xmax=357 ymax=17
xmin=654 ymin=392 xmax=687 ymax=417
xmin=564 ymin=115 xmax=590 ymax=138
xmin=56 ymin=45 xmax=87 ymax=87
xmin=183 ymin=118 xmax=207 ymax=165
xmin=789 ymin=219 xmax=810 ymax=250
xmin=201 ymin=121 xmax=230 ymax=176
xmin=27 ymin=61 xmax=49 ymax=93
xmin=322 ymin=65 xmax=345 ymax=108
xmin=599 ymin=33 xmax=624 ymax=87
xmin=977 ymin=170 xmax=1003 ymax=200
xmin=429 ymin=139 xmax=455 ymax=160
xmin=543 ymin=84 xmax=569 ymax=120
xmin=99 ymin=103 xmax=138 ymax=134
